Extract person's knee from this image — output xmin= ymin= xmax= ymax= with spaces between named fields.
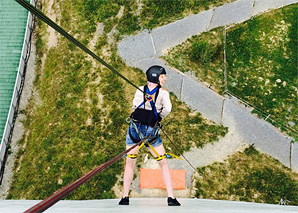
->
xmin=126 ymin=157 xmax=137 ymax=167
xmin=157 ymin=158 xmax=168 ymax=167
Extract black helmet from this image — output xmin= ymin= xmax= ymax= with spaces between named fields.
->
xmin=146 ymin=65 xmax=166 ymax=84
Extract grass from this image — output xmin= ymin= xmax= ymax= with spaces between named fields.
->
xmin=7 ymin=0 xmax=296 ymax=204
xmin=7 ymin=0 xmax=228 ymax=200
xmin=140 ymin=0 xmax=236 ymax=30
xmin=226 ymin=4 xmax=298 ymax=139
xmin=163 ymin=4 xmax=298 ymax=140
xmin=162 ymin=27 xmax=225 ymax=93
xmin=76 ymin=0 xmax=236 ymax=38
xmin=195 ymin=145 xmax=298 ymax=205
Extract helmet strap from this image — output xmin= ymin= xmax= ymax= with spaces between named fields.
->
xmin=147 ymin=81 xmax=158 ymax=87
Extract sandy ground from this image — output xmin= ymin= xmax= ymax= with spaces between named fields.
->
xmin=46 ymin=0 xmax=58 ymax=49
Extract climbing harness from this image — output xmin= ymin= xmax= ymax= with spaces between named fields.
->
xmin=124 ymin=117 xmax=181 ymax=161
xmin=130 ymin=85 xmax=161 ymax=126
xmin=124 ymin=85 xmax=182 ymax=161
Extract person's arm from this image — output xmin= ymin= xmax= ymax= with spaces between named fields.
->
xmin=132 ymin=86 xmax=144 ymax=109
xmin=159 ymin=90 xmax=172 ymax=118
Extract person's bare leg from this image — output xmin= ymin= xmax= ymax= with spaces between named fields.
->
xmin=123 ymin=145 xmax=139 ymax=197
xmin=149 ymin=144 xmax=174 ymax=198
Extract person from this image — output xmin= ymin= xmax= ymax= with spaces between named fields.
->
xmin=119 ymin=65 xmax=181 ymax=206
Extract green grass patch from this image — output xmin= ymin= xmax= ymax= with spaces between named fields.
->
xmin=140 ymin=0 xmax=236 ymax=30
xmin=226 ymin=4 xmax=298 ymax=139
xmin=162 ymin=28 xmax=225 ymax=93
xmin=163 ymin=4 xmax=298 ymax=139
xmin=7 ymin=0 xmax=228 ymax=200
xmin=195 ymin=145 xmax=298 ymax=205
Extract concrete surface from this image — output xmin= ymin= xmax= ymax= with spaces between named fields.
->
xmin=252 ymin=0 xmax=298 ymax=16
xmin=0 ymin=198 xmax=297 ymax=213
xmin=292 ymin=142 xmax=298 ymax=171
xmin=208 ymin=0 xmax=254 ymax=30
xmin=117 ymin=0 xmax=298 ymax=171
xmin=152 ymin=10 xmax=213 ymax=56
xmin=118 ymin=30 xmax=155 ymax=65
xmin=222 ymin=96 xmax=292 ymax=168
xmin=181 ymin=77 xmax=224 ymax=125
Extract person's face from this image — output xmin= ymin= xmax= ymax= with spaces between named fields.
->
xmin=159 ymin=74 xmax=167 ymax=87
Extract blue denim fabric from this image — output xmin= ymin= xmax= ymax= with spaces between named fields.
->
xmin=125 ymin=123 xmax=162 ymax=148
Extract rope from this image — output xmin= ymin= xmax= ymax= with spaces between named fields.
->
xmin=15 ymin=0 xmax=145 ymax=95
xmin=24 ymin=139 xmax=145 ymax=213
xmin=160 ymin=128 xmax=203 ymax=176
xmin=24 ymin=121 xmax=159 ymax=213
xmin=15 ymin=0 xmax=205 ymax=211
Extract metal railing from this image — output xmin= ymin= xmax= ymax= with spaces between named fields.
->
xmin=0 ymin=0 xmax=38 ymax=184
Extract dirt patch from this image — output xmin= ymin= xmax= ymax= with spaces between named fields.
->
xmin=116 ymin=6 xmax=125 ymax=19
xmin=46 ymin=0 xmax=58 ymax=49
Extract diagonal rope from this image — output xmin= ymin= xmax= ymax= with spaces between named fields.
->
xmin=15 ymin=0 xmax=145 ymax=95
xmin=16 ymin=0 xmax=205 ymax=180
xmin=160 ymin=128 xmax=204 ymax=177
xmin=15 ymin=0 xmax=207 ymax=211
xmin=24 ymin=121 xmax=159 ymax=213
xmin=23 ymin=138 xmax=144 ymax=213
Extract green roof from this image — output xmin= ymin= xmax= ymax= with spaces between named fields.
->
xmin=0 ymin=0 xmax=28 ymax=141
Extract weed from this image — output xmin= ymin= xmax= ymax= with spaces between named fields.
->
xmin=226 ymin=4 xmax=298 ymax=139
xmin=7 ymin=0 xmax=268 ymax=201
xmin=140 ymin=0 xmax=236 ymax=30
xmin=163 ymin=28 xmax=225 ymax=93
xmin=195 ymin=147 xmax=298 ymax=205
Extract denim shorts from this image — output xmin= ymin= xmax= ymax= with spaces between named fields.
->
xmin=126 ymin=123 xmax=162 ymax=148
